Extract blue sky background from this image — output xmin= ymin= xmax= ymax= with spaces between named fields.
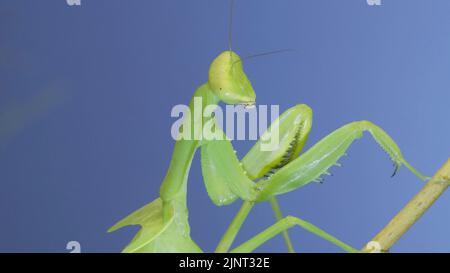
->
xmin=0 ymin=0 xmax=449 ymax=252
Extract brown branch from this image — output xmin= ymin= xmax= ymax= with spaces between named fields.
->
xmin=363 ymin=158 xmax=450 ymax=253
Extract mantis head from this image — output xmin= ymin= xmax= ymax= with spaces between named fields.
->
xmin=208 ymin=51 xmax=256 ymax=106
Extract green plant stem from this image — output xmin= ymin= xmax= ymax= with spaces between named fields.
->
xmin=230 ymin=216 xmax=358 ymax=253
xmin=269 ymin=197 xmax=295 ymax=253
xmin=363 ymin=157 xmax=450 ymax=253
xmin=215 ymin=201 xmax=254 ymax=253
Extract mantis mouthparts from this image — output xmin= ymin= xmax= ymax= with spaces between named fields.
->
xmin=241 ymin=102 xmax=256 ymax=109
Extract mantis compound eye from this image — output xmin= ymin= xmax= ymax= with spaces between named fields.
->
xmin=208 ymin=50 xmax=256 ymax=105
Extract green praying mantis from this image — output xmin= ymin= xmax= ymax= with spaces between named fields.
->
xmin=108 ymin=3 xmax=428 ymax=253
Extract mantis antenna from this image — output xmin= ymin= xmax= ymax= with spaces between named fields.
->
xmin=244 ymin=48 xmax=296 ymax=61
xmin=232 ymin=49 xmax=296 ymax=67
xmin=227 ymin=0 xmax=294 ymax=65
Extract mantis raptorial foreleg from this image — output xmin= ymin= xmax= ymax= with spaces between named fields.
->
xmin=200 ymin=104 xmax=312 ymax=206
xmin=213 ymin=115 xmax=427 ymax=252
xmin=211 ymin=104 xmax=314 ymax=252
xmin=230 ymin=215 xmax=358 ymax=253
xmin=241 ymin=104 xmax=312 ymax=180
xmin=256 ymin=120 xmax=428 ymax=201
xmin=241 ymin=104 xmax=312 ymax=252
xmin=201 ymin=136 xmax=257 ymax=205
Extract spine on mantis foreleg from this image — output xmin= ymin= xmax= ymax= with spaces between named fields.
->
xmin=256 ymin=120 xmax=427 ymax=201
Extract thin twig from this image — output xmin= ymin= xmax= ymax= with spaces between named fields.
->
xmin=363 ymin=158 xmax=450 ymax=253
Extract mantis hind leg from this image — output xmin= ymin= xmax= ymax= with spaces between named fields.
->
xmin=257 ymin=120 xmax=428 ymax=201
xmin=230 ymin=215 xmax=358 ymax=253
xmin=268 ymin=197 xmax=296 ymax=252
